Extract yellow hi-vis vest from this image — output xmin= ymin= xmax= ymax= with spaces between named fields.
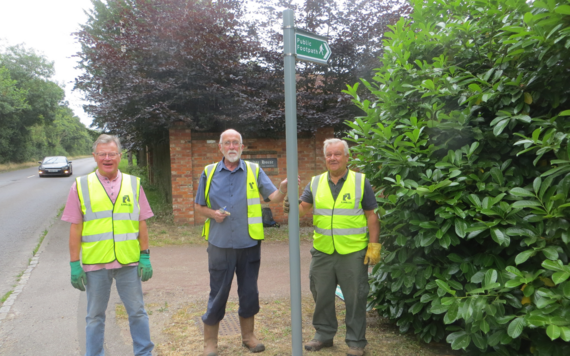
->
xmin=77 ymin=172 xmax=141 ymax=265
xmin=310 ymin=170 xmax=368 ymax=255
xmin=201 ymin=161 xmax=264 ymax=240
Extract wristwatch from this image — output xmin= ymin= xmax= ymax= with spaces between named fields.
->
xmin=140 ymin=249 xmax=150 ymax=255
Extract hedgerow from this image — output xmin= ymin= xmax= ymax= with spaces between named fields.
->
xmin=344 ymin=0 xmax=570 ymax=354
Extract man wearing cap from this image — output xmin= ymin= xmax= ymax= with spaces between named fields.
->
xmin=286 ymin=138 xmax=381 ymax=356
xmin=62 ymin=134 xmax=154 ymax=356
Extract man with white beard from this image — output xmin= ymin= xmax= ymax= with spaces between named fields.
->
xmin=195 ymin=129 xmax=290 ymax=356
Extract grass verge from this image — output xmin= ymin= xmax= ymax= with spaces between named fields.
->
xmin=154 ymin=295 xmax=459 ymax=356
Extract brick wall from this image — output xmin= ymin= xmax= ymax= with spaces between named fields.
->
xmin=169 ymin=125 xmax=334 ymax=225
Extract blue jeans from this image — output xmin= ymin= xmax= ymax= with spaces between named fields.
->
xmin=85 ymin=266 xmax=154 ymax=356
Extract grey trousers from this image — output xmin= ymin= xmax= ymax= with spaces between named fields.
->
xmin=309 ymin=246 xmax=369 ymax=348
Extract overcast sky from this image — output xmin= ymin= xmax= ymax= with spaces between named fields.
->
xmin=0 ymin=0 xmax=95 ymax=127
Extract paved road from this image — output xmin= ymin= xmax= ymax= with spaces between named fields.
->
xmin=0 ymin=158 xmax=96 ymax=300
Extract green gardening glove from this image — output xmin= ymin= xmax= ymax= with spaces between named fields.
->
xmin=70 ymin=261 xmax=87 ymax=291
xmin=138 ymin=254 xmax=153 ymax=282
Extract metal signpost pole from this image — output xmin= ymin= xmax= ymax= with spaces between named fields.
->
xmin=283 ymin=9 xmax=303 ymax=356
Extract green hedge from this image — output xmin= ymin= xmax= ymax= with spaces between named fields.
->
xmin=345 ymin=0 xmax=570 ymax=354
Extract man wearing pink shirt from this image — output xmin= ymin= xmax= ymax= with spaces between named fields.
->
xmin=61 ymin=134 xmax=154 ymax=356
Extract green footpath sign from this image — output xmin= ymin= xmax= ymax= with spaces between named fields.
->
xmin=295 ymin=31 xmax=331 ymax=65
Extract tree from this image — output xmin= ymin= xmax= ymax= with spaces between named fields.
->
xmin=75 ymin=0 xmax=411 ymax=146
xmin=233 ymin=0 xmax=411 ymax=135
xmin=346 ymin=0 xmax=570 ymax=355
xmin=75 ymin=0 xmax=256 ymax=149
xmin=0 ymin=67 xmax=30 ymax=163
xmin=0 ymin=44 xmax=92 ymax=162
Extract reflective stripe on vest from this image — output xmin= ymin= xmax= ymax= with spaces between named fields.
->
xmin=77 ymin=172 xmax=141 ymax=265
xmin=310 ymin=170 xmax=368 ymax=255
xmin=201 ymin=161 xmax=264 ymax=240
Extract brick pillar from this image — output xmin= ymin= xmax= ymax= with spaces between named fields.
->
xmin=169 ymin=124 xmax=194 ymax=224
xmin=314 ymin=127 xmax=334 ymax=174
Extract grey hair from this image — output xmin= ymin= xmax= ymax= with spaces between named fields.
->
xmin=93 ymin=134 xmax=122 ymax=153
xmin=323 ymin=138 xmax=349 ymax=156
xmin=219 ymin=129 xmax=243 ymax=145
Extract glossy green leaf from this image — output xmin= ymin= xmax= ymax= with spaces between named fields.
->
xmin=547 ymin=324 xmax=561 ymax=340
xmin=507 ymin=317 xmax=525 ymax=338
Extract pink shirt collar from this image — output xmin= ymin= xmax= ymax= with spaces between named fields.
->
xmin=95 ymin=169 xmax=122 ymax=183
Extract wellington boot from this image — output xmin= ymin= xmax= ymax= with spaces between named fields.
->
xmin=203 ymin=322 xmax=219 ymax=356
xmin=239 ymin=316 xmax=265 ymax=353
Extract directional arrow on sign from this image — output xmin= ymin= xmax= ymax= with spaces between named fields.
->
xmin=294 ymin=30 xmax=331 ymax=65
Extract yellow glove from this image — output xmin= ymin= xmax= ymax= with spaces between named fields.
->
xmin=283 ymin=196 xmax=290 ymax=214
xmin=364 ymin=243 xmax=382 ymax=265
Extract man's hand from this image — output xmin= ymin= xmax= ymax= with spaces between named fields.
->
xmin=70 ymin=261 xmax=87 ymax=291
xmin=364 ymin=243 xmax=382 ymax=265
xmin=213 ymin=209 xmax=229 ymax=223
xmin=138 ymin=254 xmax=153 ymax=282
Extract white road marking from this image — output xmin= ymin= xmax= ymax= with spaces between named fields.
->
xmin=27 ymin=175 xmax=35 ymax=178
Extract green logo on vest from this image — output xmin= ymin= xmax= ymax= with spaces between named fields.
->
xmin=342 ymin=193 xmax=351 ymax=202
xmin=122 ymin=195 xmax=132 ymax=206
xmin=249 ymin=182 xmax=254 ymax=190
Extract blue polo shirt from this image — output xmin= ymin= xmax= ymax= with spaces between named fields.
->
xmin=195 ymin=158 xmax=277 ymax=249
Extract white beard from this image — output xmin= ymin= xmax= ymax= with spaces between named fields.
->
xmin=225 ymin=150 xmax=241 ymax=163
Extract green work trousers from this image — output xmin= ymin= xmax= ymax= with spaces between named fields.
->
xmin=309 ymin=246 xmax=369 ymax=348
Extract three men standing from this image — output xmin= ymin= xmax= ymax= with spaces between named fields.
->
xmin=62 ymin=134 xmax=154 ymax=356
xmin=194 ymin=129 xmax=290 ymax=356
xmin=289 ymin=138 xmax=381 ymax=356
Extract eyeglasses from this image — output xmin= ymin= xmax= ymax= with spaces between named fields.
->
xmin=223 ymin=141 xmax=241 ymax=147
xmin=94 ymin=152 xmax=121 ymax=158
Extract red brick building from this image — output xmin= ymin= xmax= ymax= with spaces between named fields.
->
xmin=168 ymin=123 xmax=334 ymax=225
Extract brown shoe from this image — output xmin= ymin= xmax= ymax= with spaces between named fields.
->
xmin=304 ymin=339 xmax=334 ymax=351
xmin=346 ymin=346 xmax=365 ymax=356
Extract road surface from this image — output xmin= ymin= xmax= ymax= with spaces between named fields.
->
xmin=0 ymin=158 xmax=96 ymax=300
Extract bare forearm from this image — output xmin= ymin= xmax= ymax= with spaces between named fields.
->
xmin=299 ymin=202 xmax=312 ymax=218
xmin=365 ymin=210 xmax=380 ymax=243
xmin=138 ymin=220 xmax=149 ymax=250
xmin=268 ymin=189 xmax=286 ymax=203
xmin=69 ymin=223 xmax=83 ymax=262
xmin=195 ymin=204 xmax=216 ymax=219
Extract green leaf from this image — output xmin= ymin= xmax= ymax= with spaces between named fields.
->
xmin=481 ymin=319 xmax=490 ymax=334
xmin=444 ymin=303 xmax=459 ymax=324
xmin=542 ymin=259 xmax=565 ymax=272
xmin=560 ymin=326 xmax=570 ymax=342
xmin=471 ymin=332 xmax=487 ymax=350
xmin=515 ymin=250 xmax=535 ymax=265
xmin=552 ymin=271 xmax=570 ymax=285
xmin=507 ymin=317 xmax=525 ymax=338
xmin=436 ymin=279 xmax=456 ymax=296
xmin=533 ymin=177 xmax=542 ymax=193
xmin=542 ymin=246 xmax=559 ymax=260
xmin=490 ymin=167 xmax=504 ymax=186
xmin=505 ymin=279 xmax=523 ymax=288
xmin=555 ymin=5 xmax=570 ymax=15
xmin=560 ymin=110 xmax=570 ymax=116
xmin=493 ymin=119 xmax=509 ymax=136
xmin=563 ymin=282 xmax=570 ymax=298
xmin=451 ymin=332 xmax=471 ymax=350
xmin=484 ymin=269 xmax=498 ymax=287
xmin=512 ymin=200 xmax=542 ymax=208
xmin=547 ymin=325 xmax=561 ymax=341
xmin=509 ymin=187 xmax=535 ymax=197
xmin=490 ymin=228 xmax=507 ymax=246
xmin=455 ymin=219 xmax=467 ymax=238
xmin=488 ymin=330 xmax=506 ymax=346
